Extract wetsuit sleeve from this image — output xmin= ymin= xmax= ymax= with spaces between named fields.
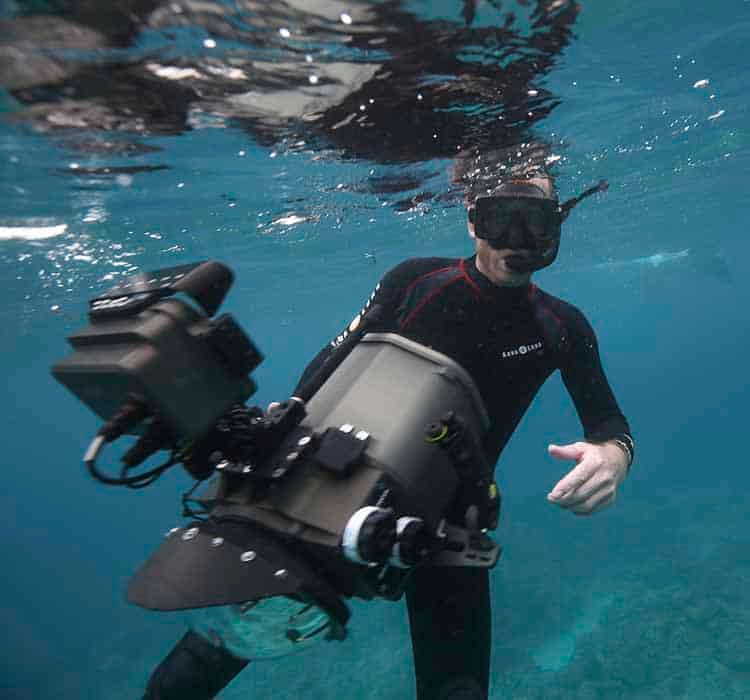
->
xmin=292 ymin=262 xmax=409 ymax=394
xmin=559 ymin=307 xmax=634 ymax=460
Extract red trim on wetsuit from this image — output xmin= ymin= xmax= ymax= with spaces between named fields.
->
xmin=401 ymin=264 xmax=456 ymax=299
xmin=399 ymin=266 xmax=464 ymax=331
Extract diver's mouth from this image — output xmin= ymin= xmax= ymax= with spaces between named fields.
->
xmin=502 ymin=251 xmax=540 ymax=275
xmin=501 ymin=251 xmax=533 ymax=264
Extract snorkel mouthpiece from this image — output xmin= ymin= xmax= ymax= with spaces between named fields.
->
xmin=503 ymin=245 xmax=558 ymax=274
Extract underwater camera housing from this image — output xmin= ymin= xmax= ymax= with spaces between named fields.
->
xmin=51 ymin=261 xmax=502 ymax=657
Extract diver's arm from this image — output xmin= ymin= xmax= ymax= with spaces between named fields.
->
xmin=292 ymin=262 xmax=410 ymax=394
xmin=293 ymin=343 xmax=338 ymax=396
xmin=548 ymin=308 xmax=633 ymax=515
xmin=558 ymin=308 xmax=633 ymax=461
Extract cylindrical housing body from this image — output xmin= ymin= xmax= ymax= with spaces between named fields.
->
xmin=269 ymin=332 xmax=489 ymax=533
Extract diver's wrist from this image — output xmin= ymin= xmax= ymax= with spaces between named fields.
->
xmin=607 ymin=436 xmax=634 ymax=472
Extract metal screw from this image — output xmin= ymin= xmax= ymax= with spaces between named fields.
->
xmin=274 ymin=568 xmax=289 ymax=579
xmin=340 ymin=423 xmax=354 ymax=433
xmin=182 ymin=527 xmax=199 ymax=541
xmin=286 ymin=451 xmax=299 ymax=462
xmin=240 ymin=550 xmax=257 ymax=562
xmin=210 ymin=537 xmax=224 ymax=548
xmin=297 ymin=436 xmax=312 ymax=447
xmin=355 ymin=430 xmax=369 ymax=441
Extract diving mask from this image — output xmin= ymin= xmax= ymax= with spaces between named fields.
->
xmin=469 ymin=179 xmax=608 ymax=273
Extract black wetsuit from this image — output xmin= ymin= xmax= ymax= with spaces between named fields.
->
xmin=143 ymin=256 xmax=632 ymax=700
xmin=297 ymin=256 xmax=631 ymax=459
xmin=295 ymin=256 xmax=632 ymax=700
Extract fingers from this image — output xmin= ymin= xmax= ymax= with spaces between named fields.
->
xmin=548 ymin=484 xmax=588 ymax=507
xmin=547 ymin=442 xmax=586 ymax=462
xmin=572 ymin=491 xmax=615 ymax=516
xmin=547 ymin=459 xmax=597 ymax=501
xmin=549 ymin=474 xmax=617 ymax=515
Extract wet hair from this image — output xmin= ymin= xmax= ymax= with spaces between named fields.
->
xmin=452 ymin=142 xmax=557 ymax=204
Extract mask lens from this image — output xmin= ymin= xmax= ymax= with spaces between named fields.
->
xmin=524 ymin=207 xmax=550 ymax=238
xmin=474 ymin=197 xmax=559 ymax=245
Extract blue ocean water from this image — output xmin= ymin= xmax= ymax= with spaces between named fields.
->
xmin=1 ymin=1 xmax=749 ymax=698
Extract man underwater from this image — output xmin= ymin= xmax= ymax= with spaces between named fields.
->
xmin=142 ymin=167 xmax=633 ymax=700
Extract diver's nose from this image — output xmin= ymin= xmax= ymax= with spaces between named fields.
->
xmin=505 ymin=211 xmax=534 ymax=249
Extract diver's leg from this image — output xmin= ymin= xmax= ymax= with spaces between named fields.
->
xmin=142 ymin=630 xmax=250 ymax=700
xmin=405 ymin=566 xmax=491 ymax=700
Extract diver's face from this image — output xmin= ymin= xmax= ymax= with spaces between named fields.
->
xmin=466 ymin=175 xmax=556 ymax=285
xmin=468 ymin=215 xmax=534 ymax=287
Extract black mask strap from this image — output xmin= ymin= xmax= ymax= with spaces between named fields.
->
xmin=559 ymin=179 xmax=608 ymax=221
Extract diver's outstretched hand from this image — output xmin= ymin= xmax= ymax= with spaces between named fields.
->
xmin=545 ymin=441 xmax=629 ymax=516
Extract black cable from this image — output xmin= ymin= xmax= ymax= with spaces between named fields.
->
xmin=181 ymin=480 xmax=210 ymax=520
xmin=98 ymin=399 xmax=149 ymax=442
xmin=82 ymin=397 xmax=185 ymax=487
xmin=122 ymin=453 xmax=181 ymax=490
xmin=84 ymin=434 xmax=180 ymax=487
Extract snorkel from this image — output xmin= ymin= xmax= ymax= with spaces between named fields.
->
xmin=559 ymin=179 xmax=609 ymax=221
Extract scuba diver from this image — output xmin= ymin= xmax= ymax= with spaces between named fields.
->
xmin=141 ymin=165 xmax=634 ymax=700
